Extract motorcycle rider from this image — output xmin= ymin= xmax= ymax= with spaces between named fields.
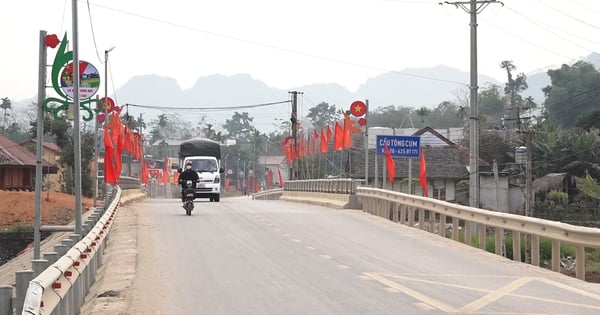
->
xmin=178 ymin=160 xmax=199 ymax=202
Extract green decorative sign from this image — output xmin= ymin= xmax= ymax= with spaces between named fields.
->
xmin=43 ymin=33 xmax=103 ymax=121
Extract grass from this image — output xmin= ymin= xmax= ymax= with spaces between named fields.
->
xmin=451 ymin=230 xmax=600 ymax=278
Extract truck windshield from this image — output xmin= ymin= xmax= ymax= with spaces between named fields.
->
xmin=192 ymin=160 xmax=217 ymax=172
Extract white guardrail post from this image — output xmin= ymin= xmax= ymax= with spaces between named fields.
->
xmin=20 ymin=186 xmax=122 ymax=315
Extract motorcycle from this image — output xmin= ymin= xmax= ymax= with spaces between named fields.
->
xmin=182 ymin=180 xmax=196 ymax=215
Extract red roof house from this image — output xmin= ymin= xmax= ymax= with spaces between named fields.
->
xmin=0 ymin=134 xmax=58 ymax=191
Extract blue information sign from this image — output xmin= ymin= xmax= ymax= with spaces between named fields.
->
xmin=376 ymin=135 xmax=421 ymax=158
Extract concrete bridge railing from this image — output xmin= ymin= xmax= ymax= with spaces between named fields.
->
xmin=253 ymin=179 xmax=600 ymax=282
xmin=0 ymin=182 xmax=146 ymax=315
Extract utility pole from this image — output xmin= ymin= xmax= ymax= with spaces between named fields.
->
xmin=72 ymin=0 xmax=83 ymax=238
xmin=289 ymin=91 xmax=302 ymax=180
xmin=34 ymin=30 xmax=47 ymax=259
xmin=364 ymin=99 xmax=369 ymax=186
xmin=103 ymin=46 xmax=115 ymax=208
xmin=441 ymin=0 xmax=503 ymax=209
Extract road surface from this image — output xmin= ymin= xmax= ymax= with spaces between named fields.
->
xmin=81 ymin=196 xmax=600 ymax=314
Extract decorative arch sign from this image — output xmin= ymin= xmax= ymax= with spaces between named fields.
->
xmin=59 ymin=61 xmax=100 ymax=99
xmin=43 ymin=33 xmax=103 ymax=121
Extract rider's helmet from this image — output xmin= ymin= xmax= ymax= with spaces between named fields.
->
xmin=185 ymin=160 xmax=193 ymax=170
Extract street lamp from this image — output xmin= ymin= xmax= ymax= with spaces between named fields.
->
xmin=223 ymin=153 xmax=229 ymax=190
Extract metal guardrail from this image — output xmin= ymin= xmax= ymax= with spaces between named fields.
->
xmin=252 ymin=188 xmax=283 ymax=200
xmin=0 ymin=186 xmax=123 ymax=315
xmin=258 ymin=179 xmax=600 ymax=282
xmin=283 ymin=178 xmax=363 ymax=194
xmin=356 ymin=186 xmax=600 ymax=281
xmin=18 ymin=187 xmax=122 ymax=315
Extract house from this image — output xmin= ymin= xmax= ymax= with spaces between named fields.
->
xmin=349 ymin=126 xmax=489 ymax=205
xmin=0 ymin=135 xmax=58 ymax=191
xmin=259 ymin=155 xmax=287 ymax=188
xmin=21 ymin=140 xmax=64 ymax=191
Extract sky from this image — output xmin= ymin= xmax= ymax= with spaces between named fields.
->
xmin=2 ymin=0 xmax=600 ymax=105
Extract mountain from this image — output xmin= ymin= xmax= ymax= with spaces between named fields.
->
xmin=114 ymin=65 xmax=502 ymax=132
xmin=103 ymin=55 xmax=600 ymax=132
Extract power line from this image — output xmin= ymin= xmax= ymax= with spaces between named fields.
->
xmin=125 ymin=100 xmax=291 ymax=111
xmin=86 ymin=2 xmax=466 ymax=87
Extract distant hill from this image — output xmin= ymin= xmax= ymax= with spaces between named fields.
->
xmin=13 ymin=54 xmax=600 ymax=133
xmin=114 ymin=65 xmax=505 ymax=132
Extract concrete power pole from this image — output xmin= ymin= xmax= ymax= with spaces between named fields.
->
xmin=441 ymin=0 xmax=503 ymax=209
xmin=289 ymin=91 xmax=302 ymax=180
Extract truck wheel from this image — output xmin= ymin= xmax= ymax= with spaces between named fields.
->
xmin=209 ymin=197 xmax=214 ymax=202
xmin=214 ymin=195 xmax=220 ymax=202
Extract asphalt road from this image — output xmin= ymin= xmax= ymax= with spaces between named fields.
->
xmin=99 ymin=196 xmax=600 ymax=314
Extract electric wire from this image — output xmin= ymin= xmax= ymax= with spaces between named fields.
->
xmin=85 ymin=1 xmax=465 ymax=86
xmin=504 ymin=5 xmax=598 ymax=54
xmin=86 ymin=0 xmax=104 ymax=65
xmin=125 ymin=100 xmax=291 ymax=111
xmin=534 ymin=0 xmax=600 ymax=32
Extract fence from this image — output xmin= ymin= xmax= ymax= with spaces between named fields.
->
xmin=254 ymin=179 xmax=600 ymax=282
xmin=356 ymin=186 xmax=600 ymax=281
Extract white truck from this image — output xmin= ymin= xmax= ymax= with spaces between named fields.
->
xmin=178 ymin=138 xmax=224 ymax=202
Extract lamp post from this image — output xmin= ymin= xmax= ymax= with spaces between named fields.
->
xmin=102 ymin=46 xmax=115 ymax=209
xmin=223 ymin=153 xmax=229 ymax=190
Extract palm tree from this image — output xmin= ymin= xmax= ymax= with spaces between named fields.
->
xmin=415 ymin=106 xmax=430 ymax=124
xmin=579 ymin=174 xmax=600 ymax=200
xmin=1 ymin=97 xmax=11 ymax=127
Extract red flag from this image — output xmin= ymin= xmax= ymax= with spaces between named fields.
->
xmin=267 ymin=168 xmax=273 ymax=188
xmin=334 ymin=122 xmax=343 ymax=151
xmin=225 ymin=177 xmax=230 ymax=190
xmin=103 ymin=128 xmax=118 ymax=184
xmin=320 ymin=128 xmax=328 ymax=153
xmin=162 ymin=158 xmax=170 ymax=184
xmin=277 ymin=167 xmax=284 ymax=187
xmin=343 ymin=114 xmax=362 ymax=149
xmin=253 ymin=177 xmax=259 ymax=193
xmin=114 ymin=147 xmax=123 ymax=181
xmin=420 ymin=148 xmax=428 ymax=197
xmin=172 ymin=171 xmax=179 ymax=184
xmin=141 ymin=158 xmax=148 ymax=184
xmin=384 ymin=143 xmax=395 ymax=184
xmin=104 ymin=145 xmax=118 ymax=184
xmin=313 ymin=130 xmax=319 ymax=154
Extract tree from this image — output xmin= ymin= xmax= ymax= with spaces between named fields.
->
xmin=479 ymin=132 xmax=512 ymax=172
xmin=1 ymin=97 xmax=11 ymax=127
xmin=579 ymin=174 xmax=600 ymax=200
xmin=576 ymin=109 xmax=600 ymax=131
xmin=223 ymin=112 xmax=254 ymax=143
xmin=203 ymin=123 xmax=225 ymax=142
xmin=415 ymin=106 xmax=430 ymax=124
xmin=501 ymin=61 xmax=529 ymax=131
xmin=306 ymin=102 xmax=337 ymax=130
xmin=478 ymin=84 xmax=504 ymax=117
xmin=148 ymin=113 xmax=193 ymax=144
xmin=427 ymin=101 xmax=463 ymax=128
xmin=543 ymin=61 xmax=600 ymax=128
xmin=368 ymin=105 xmax=412 ymax=128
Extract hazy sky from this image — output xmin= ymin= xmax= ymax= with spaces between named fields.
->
xmin=3 ymin=0 xmax=600 ymax=102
